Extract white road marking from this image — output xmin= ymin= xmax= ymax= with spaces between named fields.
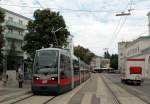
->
xmin=81 ymin=93 xmax=92 ymax=104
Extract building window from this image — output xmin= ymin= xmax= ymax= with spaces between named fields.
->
xmin=8 ymin=17 xmax=13 ymax=22
xmin=8 ymin=28 xmax=13 ymax=33
xmin=18 ymin=31 xmax=22 ymax=35
xmin=19 ymin=20 xmax=23 ymax=24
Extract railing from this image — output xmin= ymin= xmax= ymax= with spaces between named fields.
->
xmin=4 ymin=32 xmax=23 ymax=40
xmin=6 ymin=20 xmax=26 ymax=30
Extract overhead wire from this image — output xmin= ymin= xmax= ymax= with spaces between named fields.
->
xmin=106 ymin=0 xmax=133 ymax=50
xmin=0 ymin=3 xmax=129 ymax=13
xmin=33 ymin=0 xmax=43 ymax=9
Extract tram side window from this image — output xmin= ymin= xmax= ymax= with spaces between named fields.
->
xmin=60 ymin=54 xmax=65 ymax=79
xmin=65 ymin=55 xmax=71 ymax=77
xmin=60 ymin=54 xmax=71 ymax=79
xmin=73 ymin=60 xmax=79 ymax=75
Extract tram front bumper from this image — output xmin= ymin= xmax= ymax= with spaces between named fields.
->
xmin=31 ymin=84 xmax=60 ymax=93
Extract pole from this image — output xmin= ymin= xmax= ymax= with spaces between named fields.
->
xmin=51 ymin=27 xmax=64 ymax=47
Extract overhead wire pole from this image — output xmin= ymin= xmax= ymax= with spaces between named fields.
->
xmin=106 ymin=0 xmax=133 ymax=50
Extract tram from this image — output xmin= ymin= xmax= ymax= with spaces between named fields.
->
xmin=31 ymin=48 xmax=90 ymax=94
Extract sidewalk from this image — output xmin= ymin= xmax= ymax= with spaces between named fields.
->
xmin=0 ymin=80 xmax=31 ymax=103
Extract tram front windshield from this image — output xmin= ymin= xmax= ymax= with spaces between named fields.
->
xmin=34 ymin=50 xmax=58 ymax=75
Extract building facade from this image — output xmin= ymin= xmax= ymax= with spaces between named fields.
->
xmin=118 ymin=36 xmax=150 ymax=79
xmin=90 ymin=56 xmax=110 ymax=72
xmin=0 ymin=7 xmax=31 ymax=87
xmin=1 ymin=7 xmax=31 ymax=67
xmin=118 ymin=12 xmax=150 ymax=79
xmin=66 ymin=35 xmax=74 ymax=56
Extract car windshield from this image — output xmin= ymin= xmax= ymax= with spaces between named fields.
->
xmin=34 ymin=50 xmax=58 ymax=74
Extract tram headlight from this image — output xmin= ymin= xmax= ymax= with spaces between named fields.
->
xmin=51 ymin=77 xmax=55 ymax=80
xmin=33 ymin=76 xmax=40 ymax=80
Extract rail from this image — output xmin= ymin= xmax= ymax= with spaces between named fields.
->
xmin=100 ymin=74 xmax=121 ymax=104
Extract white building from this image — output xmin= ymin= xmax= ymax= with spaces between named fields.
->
xmin=90 ymin=56 xmax=110 ymax=72
xmin=1 ymin=7 xmax=31 ymax=63
xmin=118 ymin=12 xmax=150 ymax=79
xmin=66 ymin=35 xmax=74 ymax=56
xmin=118 ymin=37 xmax=150 ymax=79
xmin=0 ymin=7 xmax=31 ymax=87
xmin=118 ymin=41 xmax=131 ymax=73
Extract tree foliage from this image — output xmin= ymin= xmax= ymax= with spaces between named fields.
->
xmin=22 ymin=9 xmax=70 ymax=58
xmin=0 ymin=9 xmax=5 ymax=73
xmin=74 ymin=45 xmax=95 ymax=64
xmin=110 ymin=54 xmax=118 ymax=70
xmin=104 ymin=51 xmax=110 ymax=59
xmin=103 ymin=51 xmax=118 ymax=70
xmin=7 ymin=41 xmax=17 ymax=70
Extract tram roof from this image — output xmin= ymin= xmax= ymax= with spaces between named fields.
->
xmin=37 ymin=48 xmax=63 ymax=51
xmin=36 ymin=48 xmax=71 ymax=56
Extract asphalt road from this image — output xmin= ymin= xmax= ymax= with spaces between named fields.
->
xmin=2 ymin=74 xmax=149 ymax=104
xmin=105 ymin=73 xmax=150 ymax=102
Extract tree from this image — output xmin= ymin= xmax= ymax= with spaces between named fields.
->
xmin=7 ymin=41 xmax=17 ymax=70
xmin=22 ymin=9 xmax=70 ymax=58
xmin=110 ymin=54 xmax=118 ymax=70
xmin=74 ymin=45 xmax=95 ymax=64
xmin=104 ymin=51 xmax=110 ymax=59
xmin=0 ymin=9 xmax=5 ymax=74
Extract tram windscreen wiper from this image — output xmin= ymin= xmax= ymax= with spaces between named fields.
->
xmin=39 ymin=65 xmax=52 ymax=68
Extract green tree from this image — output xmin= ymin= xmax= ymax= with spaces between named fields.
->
xmin=74 ymin=45 xmax=95 ymax=64
xmin=110 ymin=54 xmax=118 ymax=70
xmin=0 ymin=9 xmax=5 ymax=74
xmin=22 ymin=9 xmax=70 ymax=58
xmin=104 ymin=51 xmax=110 ymax=59
xmin=7 ymin=41 xmax=17 ymax=70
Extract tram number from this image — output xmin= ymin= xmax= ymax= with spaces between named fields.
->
xmin=42 ymin=80 xmax=48 ymax=84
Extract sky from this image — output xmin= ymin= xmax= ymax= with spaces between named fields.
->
xmin=0 ymin=0 xmax=150 ymax=56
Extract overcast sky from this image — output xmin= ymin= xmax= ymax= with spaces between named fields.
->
xmin=0 ymin=0 xmax=150 ymax=56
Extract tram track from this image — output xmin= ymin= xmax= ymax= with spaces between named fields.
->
xmin=100 ymin=74 xmax=122 ymax=104
xmin=105 ymin=74 xmax=150 ymax=104
xmin=12 ymin=95 xmax=56 ymax=104
xmin=127 ymin=92 xmax=150 ymax=104
xmin=103 ymin=74 xmax=150 ymax=104
xmin=10 ymin=94 xmax=34 ymax=104
xmin=7 ymin=94 xmax=56 ymax=104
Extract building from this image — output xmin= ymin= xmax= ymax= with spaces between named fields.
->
xmin=118 ymin=36 xmax=150 ymax=79
xmin=147 ymin=12 xmax=150 ymax=35
xmin=90 ymin=56 xmax=111 ymax=72
xmin=1 ymin=7 xmax=31 ymax=64
xmin=118 ymin=12 xmax=150 ymax=79
xmin=66 ymin=35 xmax=74 ymax=56
xmin=118 ymin=41 xmax=131 ymax=73
xmin=0 ymin=7 xmax=31 ymax=86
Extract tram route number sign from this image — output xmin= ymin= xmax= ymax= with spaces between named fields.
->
xmin=42 ymin=80 xmax=48 ymax=84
